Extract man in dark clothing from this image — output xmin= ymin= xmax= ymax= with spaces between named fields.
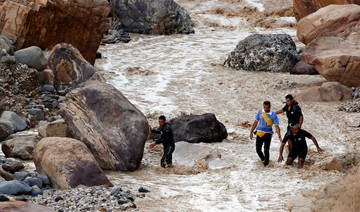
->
xmin=150 ymin=115 xmax=175 ymax=168
xmin=276 ymin=94 xmax=303 ymax=131
xmin=277 ymin=124 xmax=324 ymax=168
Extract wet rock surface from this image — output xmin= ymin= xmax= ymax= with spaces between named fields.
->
xmin=110 ymin=0 xmax=194 ymax=35
xmin=224 ymin=34 xmax=299 ymax=72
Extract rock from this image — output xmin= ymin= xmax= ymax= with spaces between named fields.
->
xmin=23 ymin=177 xmax=43 ymax=188
xmin=0 ymin=201 xmax=55 ymax=211
xmin=290 ymin=61 xmax=319 ymax=75
xmin=13 ymin=171 xmax=30 ymax=181
xmin=59 ymin=80 xmax=149 ymax=171
xmin=0 ymin=168 xmax=14 ymax=181
xmin=110 ymin=0 xmax=194 ymax=35
xmin=0 ymin=180 xmax=32 ymax=195
xmin=297 ymin=4 xmax=360 ymax=45
xmin=26 ymin=108 xmax=44 ymax=121
xmin=2 ymin=160 xmax=24 ymax=173
xmin=40 ymin=69 xmax=55 ymax=87
xmin=45 ymin=119 xmax=67 ymax=137
xmin=138 ymin=187 xmax=150 ymax=193
xmin=296 ymin=82 xmax=353 ymax=102
xmin=31 ymin=187 xmax=43 ymax=196
xmin=293 ymin=0 xmax=360 ymax=21
xmin=0 ymin=119 xmax=15 ymax=138
xmin=224 ymin=34 xmax=299 ymax=72
xmin=0 ymin=0 xmax=110 ymax=65
xmin=0 ymin=35 xmax=16 ymax=55
xmin=321 ymin=157 xmax=342 ymax=171
xmin=14 ymin=46 xmax=47 ymax=71
xmin=0 ymin=55 xmax=16 ymax=64
xmin=1 ymin=134 xmax=40 ymax=160
xmin=55 ymin=196 xmax=63 ymax=202
xmin=0 ymin=177 xmax=4 ymax=183
xmin=42 ymin=85 xmax=54 ymax=93
xmin=0 ymin=37 xmax=10 ymax=53
xmin=47 ymin=43 xmax=97 ymax=95
xmin=300 ymin=37 xmax=360 ymax=87
xmin=37 ymin=174 xmax=50 ymax=186
xmin=32 ymin=137 xmax=113 ymax=189
xmin=0 ymin=195 xmax=9 ymax=202
xmin=0 ymin=123 xmax=10 ymax=141
xmin=0 ymin=111 xmax=27 ymax=131
xmin=169 ymin=113 xmax=227 ymax=143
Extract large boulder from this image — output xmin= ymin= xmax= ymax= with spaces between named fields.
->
xmin=1 ymin=134 xmax=41 ymax=160
xmin=169 ymin=113 xmax=228 ymax=143
xmin=110 ymin=0 xmax=194 ymax=35
xmin=290 ymin=61 xmax=318 ymax=75
xmin=47 ymin=43 xmax=97 ymax=95
xmin=296 ymin=82 xmax=352 ymax=102
xmin=224 ymin=34 xmax=299 ymax=72
xmin=293 ymin=0 xmax=360 ymax=21
xmin=0 ymin=201 xmax=55 ymax=211
xmin=0 ymin=0 xmax=110 ymax=65
xmin=297 ymin=4 xmax=360 ymax=45
xmin=0 ymin=111 xmax=27 ymax=132
xmin=301 ymin=37 xmax=360 ymax=87
xmin=32 ymin=137 xmax=113 ymax=189
xmin=14 ymin=46 xmax=47 ymax=71
xmin=59 ymin=80 xmax=149 ymax=171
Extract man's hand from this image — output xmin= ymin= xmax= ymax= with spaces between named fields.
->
xmin=277 ymin=155 xmax=283 ymax=163
xmin=250 ymin=132 xmax=253 ymax=140
xmin=317 ymin=147 xmax=325 ymax=153
xmin=149 ymin=143 xmax=156 ymax=148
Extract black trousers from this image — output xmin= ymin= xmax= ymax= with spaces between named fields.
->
xmin=161 ymin=145 xmax=175 ymax=168
xmin=256 ymin=133 xmax=272 ymax=165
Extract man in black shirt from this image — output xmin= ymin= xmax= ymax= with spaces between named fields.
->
xmin=276 ymin=94 xmax=303 ymax=131
xmin=150 ymin=115 xmax=175 ymax=168
xmin=277 ymin=124 xmax=324 ymax=168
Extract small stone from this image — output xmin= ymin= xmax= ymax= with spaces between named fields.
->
xmin=0 ymin=195 xmax=9 ymax=202
xmin=117 ymin=200 xmax=126 ymax=205
xmin=55 ymin=196 xmax=63 ymax=202
xmin=138 ymin=187 xmax=150 ymax=193
xmin=42 ymin=85 xmax=54 ymax=93
xmin=15 ymin=196 xmax=28 ymax=202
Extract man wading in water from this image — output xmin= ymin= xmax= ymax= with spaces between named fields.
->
xmin=277 ymin=124 xmax=324 ymax=168
xmin=150 ymin=115 xmax=175 ymax=168
xmin=276 ymin=94 xmax=303 ymax=131
xmin=250 ymin=101 xmax=282 ymax=166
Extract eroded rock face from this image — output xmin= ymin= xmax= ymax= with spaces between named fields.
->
xmin=169 ymin=113 xmax=228 ymax=143
xmin=33 ymin=137 xmax=113 ymax=189
xmin=297 ymin=4 xmax=360 ymax=45
xmin=0 ymin=0 xmax=110 ymax=64
xmin=59 ymin=80 xmax=149 ymax=171
xmin=47 ymin=43 xmax=96 ymax=95
xmin=301 ymin=37 xmax=360 ymax=87
xmin=224 ymin=34 xmax=299 ymax=72
xmin=110 ymin=0 xmax=194 ymax=35
xmin=295 ymin=82 xmax=352 ymax=102
xmin=293 ymin=0 xmax=360 ymax=21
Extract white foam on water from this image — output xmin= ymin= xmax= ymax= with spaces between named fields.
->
xmin=244 ymin=0 xmax=265 ymax=12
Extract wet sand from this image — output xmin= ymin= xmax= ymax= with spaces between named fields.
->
xmin=95 ymin=0 xmax=360 ymax=211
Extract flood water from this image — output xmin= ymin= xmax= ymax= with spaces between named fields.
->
xmin=94 ymin=0 xmax=360 ymax=211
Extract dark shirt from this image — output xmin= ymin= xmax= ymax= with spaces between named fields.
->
xmin=152 ymin=123 xmax=174 ymax=147
xmin=282 ymin=101 xmax=303 ymax=125
xmin=282 ymin=129 xmax=312 ymax=150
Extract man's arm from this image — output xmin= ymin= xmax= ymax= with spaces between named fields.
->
xmin=249 ymin=120 xmax=258 ymax=140
xmin=299 ymin=116 xmax=303 ymax=128
xmin=275 ymin=109 xmax=284 ymax=115
xmin=277 ymin=142 xmax=285 ymax=162
xmin=275 ymin=125 xmax=282 ymax=142
xmin=310 ymin=136 xmax=324 ymax=153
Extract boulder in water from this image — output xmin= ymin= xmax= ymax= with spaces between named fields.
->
xmin=224 ymin=34 xmax=299 ymax=72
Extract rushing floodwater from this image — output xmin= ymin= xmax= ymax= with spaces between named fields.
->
xmin=94 ymin=0 xmax=359 ymax=211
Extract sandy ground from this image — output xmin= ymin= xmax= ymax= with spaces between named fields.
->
xmin=94 ymin=0 xmax=360 ymax=211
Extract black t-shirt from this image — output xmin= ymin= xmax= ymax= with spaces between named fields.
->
xmin=282 ymin=101 xmax=303 ymax=125
xmin=282 ymin=129 xmax=312 ymax=150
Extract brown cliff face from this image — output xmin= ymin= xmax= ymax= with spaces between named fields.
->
xmin=293 ymin=0 xmax=360 ymax=21
xmin=0 ymin=0 xmax=110 ymax=65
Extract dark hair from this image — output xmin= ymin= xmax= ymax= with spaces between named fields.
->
xmin=159 ymin=115 xmax=166 ymax=121
xmin=263 ymin=101 xmax=271 ymax=106
xmin=285 ymin=94 xmax=294 ymax=100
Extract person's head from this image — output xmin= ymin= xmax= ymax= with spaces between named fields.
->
xmin=158 ymin=115 xmax=166 ymax=127
xmin=285 ymin=94 xmax=294 ymax=106
xmin=263 ymin=101 xmax=271 ymax=113
xmin=290 ymin=123 xmax=299 ymax=134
